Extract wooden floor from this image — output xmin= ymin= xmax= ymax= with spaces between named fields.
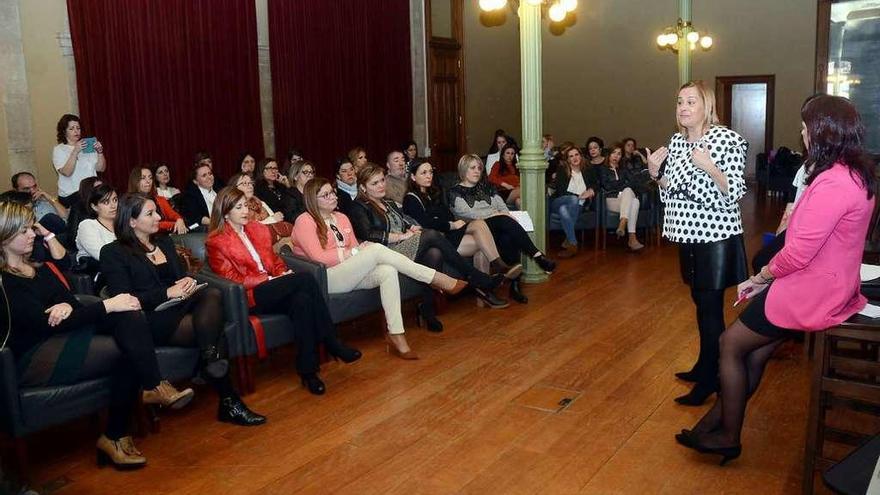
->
xmin=14 ymin=191 xmax=839 ymax=494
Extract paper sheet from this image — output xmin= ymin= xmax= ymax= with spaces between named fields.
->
xmin=862 ymin=264 xmax=880 ymax=282
xmin=509 ymin=211 xmax=534 ymax=232
xmin=858 ymin=303 xmax=880 ymax=318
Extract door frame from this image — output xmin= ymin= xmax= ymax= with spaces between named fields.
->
xmin=425 ymin=0 xmax=465 ymax=170
xmin=715 ymin=75 xmax=775 ymax=156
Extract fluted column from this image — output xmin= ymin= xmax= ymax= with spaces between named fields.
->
xmin=677 ymin=0 xmax=692 ymax=86
xmin=517 ymin=2 xmax=548 ymax=283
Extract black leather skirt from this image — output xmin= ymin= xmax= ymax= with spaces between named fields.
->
xmin=678 ymin=234 xmax=748 ymax=291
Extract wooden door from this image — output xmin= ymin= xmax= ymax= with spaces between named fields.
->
xmin=426 ymin=0 xmax=464 ymax=172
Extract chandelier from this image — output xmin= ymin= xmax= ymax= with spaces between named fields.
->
xmin=479 ymin=0 xmax=578 ymax=23
xmin=656 ymin=18 xmax=713 ymax=51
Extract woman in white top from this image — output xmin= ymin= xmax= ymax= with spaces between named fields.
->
xmin=76 ymin=184 xmax=118 ymax=264
xmin=549 ymin=143 xmax=599 ymax=258
xmin=646 ymin=80 xmax=748 ymax=406
xmin=152 ymin=163 xmax=181 ymax=199
xmin=53 ymin=114 xmax=106 ymax=208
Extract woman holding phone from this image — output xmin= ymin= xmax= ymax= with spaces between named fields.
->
xmin=53 ymin=114 xmax=106 ymax=208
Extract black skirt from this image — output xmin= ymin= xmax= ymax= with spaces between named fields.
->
xmin=739 ymin=286 xmax=797 ymax=339
xmin=678 ymin=234 xmax=748 ymax=291
xmin=445 ymin=226 xmax=467 ymax=248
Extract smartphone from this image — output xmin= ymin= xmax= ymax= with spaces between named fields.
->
xmin=82 ymin=137 xmax=96 ymax=153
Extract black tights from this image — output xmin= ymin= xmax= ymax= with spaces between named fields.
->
xmin=253 ymin=273 xmax=336 ymax=374
xmin=484 ymin=215 xmax=540 ymax=265
xmin=690 ymin=319 xmax=785 ymax=447
xmin=415 ymin=228 xmax=491 ymax=317
xmin=690 ymin=288 xmax=726 ymax=387
xmin=147 ymin=287 xmax=236 ymax=399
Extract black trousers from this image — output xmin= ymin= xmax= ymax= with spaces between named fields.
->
xmin=484 ymin=215 xmax=539 ymax=265
xmin=252 ymin=273 xmax=334 ymax=374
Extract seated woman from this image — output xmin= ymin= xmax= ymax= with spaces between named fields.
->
xmin=487 ymin=143 xmax=522 ymax=208
xmin=597 ymin=143 xmax=644 ymax=251
xmin=254 ymin=157 xmax=297 ymax=222
xmin=585 ymin=136 xmax=606 ymax=166
xmin=447 ymin=154 xmax=557 ymax=304
xmin=153 ymin=162 xmax=181 ymax=200
xmin=237 ymin=152 xmax=256 ymax=176
xmin=348 ymin=146 xmax=368 ymax=173
xmin=100 ymin=193 xmax=265 ymax=426
xmin=550 ymin=142 xmax=599 ymax=258
xmin=229 ymin=173 xmax=294 ymax=250
xmin=206 ymin=187 xmax=360 ymax=395
xmin=129 ymin=166 xmax=188 ymax=235
xmin=293 ymin=179 xmax=466 ymax=357
xmin=402 ymin=159 xmax=521 ymax=306
xmin=334 ymin=158 xmax=358 ymax=215
xmin=403 ymin=140 xmax=419 ymax=169
xmin=75 ymin=184 xmax=118 ymax=268
xmin=180 ymin=160 xmax=221 ymax=230
xmin=286 ymin=159 xmax=316 ymax=220
xmin=349 ymin=164 xmax=503 ymax=331
xmin=64 ymin=176 xmax=103 ymax=251
xmin=1 ymin=201 xmax=193 ymax=469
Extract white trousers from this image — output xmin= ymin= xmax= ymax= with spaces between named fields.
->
xmin=605 ymin=187 xmax=640 ymax=233
xmin=326 ymin=243 xmax=436 ymax=334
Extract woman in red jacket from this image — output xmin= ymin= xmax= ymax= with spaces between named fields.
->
xmin=487 ymin=143 xmax=521 ymax=208
xmin=128 ymin=166 xmax=188 ymax=234
xmin=205 ymin=186 xmax=361 ymax=395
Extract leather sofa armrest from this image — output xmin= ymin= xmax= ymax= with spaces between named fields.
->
xmin=0 ymin=348 xmax=23 ymax=436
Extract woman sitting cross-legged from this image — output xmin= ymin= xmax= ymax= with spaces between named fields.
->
xmin=205 ymin=186 xmax=361 ymax=395
xmin=550 ymin=142 xmax=599 ymax=258
xmin=447 ymin=154 xmax=557 ymax=304
xmin=100 ymin=193 xmax=265 ymax=426
xmin=229 ymin=173 xmax=294 ymax=251
xmin=129 ymin=166 xmax=189 ymax=235
xmin=598 ymin=143 xmax=644 ymax=251
xmin=348 ymin=164 xmax=504 ymax=331
xmin=292 ymin=178 xmax=467 ymax=358
xmin=1 ymin=200 xmax=194 ymax=469
xmin=402 ymin=158 xmax=521 ymax=309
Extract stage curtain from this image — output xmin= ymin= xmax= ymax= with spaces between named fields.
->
xmin=268 ymin=0 xmax=412 ymax=176
xmin=67 ymin=0 xmax=264 ymax=188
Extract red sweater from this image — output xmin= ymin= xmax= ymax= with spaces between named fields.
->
xmin=488 ymin=162 xmax=520 ymax=188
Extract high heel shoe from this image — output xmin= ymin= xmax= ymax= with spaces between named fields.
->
xmin=300 ymin=373 xmax=326 ymax=395
xmin=96 ymin=434 xmax=147 ymax=470
xmin=475 ymin=288 xmax=509 ymax=309
xmin=142 ymin=380 xmax=194 ymax=410
xmin=490 ymin=258 xmax=523 ymax=280
xmin=509 ymin=277 xmax=528 ymax=304
xmin=324 ymin=338 xmax=362 ymax=363
xmin=533 ymin=255 xmax=557 ymax=274
xmin=384 ymin=333 xmax=419 ymax=360
xmin=416 ymin=303 xmax=444 ymax=332
xmin=430 ymin=272 xmax=467 ymax=295
xmin=469 ymin=270 xmax=504 ymax=290
xmin=690 ymin=437 xmax=742 ymax=466
xmin=674 ymin=382 xmax=718 ymax=406
xmin=675 ymin=370 xmax=699 ymax=383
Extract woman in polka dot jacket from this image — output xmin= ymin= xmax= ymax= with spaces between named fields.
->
xmin=646 ymin=80 xmax=749 ymax=407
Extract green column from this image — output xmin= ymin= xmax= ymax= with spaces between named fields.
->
xmin=517 ymin=1 xmax=548 ymax=283
xmin=678 ymin=0 xmax=692 ymax=86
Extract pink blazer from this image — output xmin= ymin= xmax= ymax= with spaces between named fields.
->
xmin=766 ymin=163 xmax=874 ymax=331
xmin=292 ymin=211 xmax=359 ymax=267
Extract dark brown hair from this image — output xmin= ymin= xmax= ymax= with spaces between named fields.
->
xmin=56 ymin=114 xmax=80 ymax=144
xmin=208 ymin=186 xmax=246 ymax=235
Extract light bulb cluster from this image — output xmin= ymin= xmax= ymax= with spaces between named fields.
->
xmin=656 ymin=19 xmax=713 ymax=52
xmin=479 ymin=0 xmax=577 ymax=23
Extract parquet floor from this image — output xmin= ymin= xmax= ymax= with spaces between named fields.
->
xmin=13 ymin=191 xmax=837 ymax=494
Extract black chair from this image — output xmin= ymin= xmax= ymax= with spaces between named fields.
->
xmin=0 ymin=294 xmax=199 ymax=479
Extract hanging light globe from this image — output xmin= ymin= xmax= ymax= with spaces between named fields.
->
xmin=479 ymin=0 xmax=495 ymax=11
xmin=700 ymin=35 xmax=713 ymax=48
xmin=686 ymin=31 xmax=700 ymax=43
xmin=548 ymin=2 xmax=566 ymax=22
xmin=656 ymin=34 xmax=668 ymax=47
xmin=667 ymin=32 xmax=679 ymax=45
xmin=561 ymin=0 xmax=578 ymax=12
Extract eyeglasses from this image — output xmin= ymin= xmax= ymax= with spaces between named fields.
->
xmin=264 ymin=166 xmax=279 ymax=170
xmin=238 ymin=181 xmax=255 ymax=186
xmin=317 ymin=191 xmax=337 ymax=199
xmin=301 ymin=170 xmax=315 ymax=176
xmin=329 ymin=224 xmax=345 ymax=246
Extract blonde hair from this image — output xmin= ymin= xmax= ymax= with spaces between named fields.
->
xmin=677 ymin=80 xmax=720 ymax=138
xmin=456 ymin=154 xmax=484 ymax=182
xmin=0 ymin=201 xmax=37 ymax=273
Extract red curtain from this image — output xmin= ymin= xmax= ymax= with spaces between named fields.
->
xmin=67 ymin=0 xmax=264 ymax=188
xmin=268 ymin=0 xmax=412 ymax=176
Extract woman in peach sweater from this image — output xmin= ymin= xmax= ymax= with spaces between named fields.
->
xmin=292 ymin=178 xmax=466 ymax=360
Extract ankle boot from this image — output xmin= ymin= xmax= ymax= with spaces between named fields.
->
xmin=218 ymin=396 xmax=266 ymax=426
xmin=490 ymin=258 xmax=523 ymax=280
xmin=96 ymin=435 xmax=146 ymax=470
xmin=468 ymin=270 xmax=503 ymax=290
xmin=534 ymin=255 xmax=557 ymax=274
xmin=300 ymin=373 xmax=326 ymax=395
xmin=201 ymin=346 xmax=229 ymax=379
xmin=430 ymin=272 xmax=467 ymax=295
xmin=475 ymin=288 xmax=509 ymax=309
xmin=324 ymin=338 xmax=362 ymax=363
xmin=142 ymin=380 xmax=194 ymax=410
xmin=509 ymin=277 xmax=528 ymax=304
xmin=416 ymin=303 xmax=443 ymax=332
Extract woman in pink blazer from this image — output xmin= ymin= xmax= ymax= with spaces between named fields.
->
xmin=677 ymin=95 xmax=877 ymax=464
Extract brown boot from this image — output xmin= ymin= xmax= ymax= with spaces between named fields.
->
xmin=96 ymin=435 xmax=147 ymax=470
xmin=489 ymin=258 xmax=523 ymax=280
xmin=557 ymin=243 xmax=578 ymax=258
xmin=143 ymin=380 xmax=194 ymax=410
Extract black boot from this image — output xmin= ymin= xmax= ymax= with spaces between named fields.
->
xmin=490 ymin=258 xmax=523 ymax=280
xmin=324 ymin=338 xmax=362 ymax=363
xmin=509 ymin=277 xmax=528 ymax=304
xmin=201 ymin=346 xmax=229 ymax=379
xmin=417 ymin=303 xmax=443 ymax=332
xmin=300 ymin=373 xmax=326 ymax=395
xmin=534 ymin=255 xmax=557 ymax=274
xmin=218 ymin=396 xmax=266 ymax=426
xmin=468 ymin=270 xmax=504 ymax=290
xmin=475 ymin=287 xmax=510 ymax=309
